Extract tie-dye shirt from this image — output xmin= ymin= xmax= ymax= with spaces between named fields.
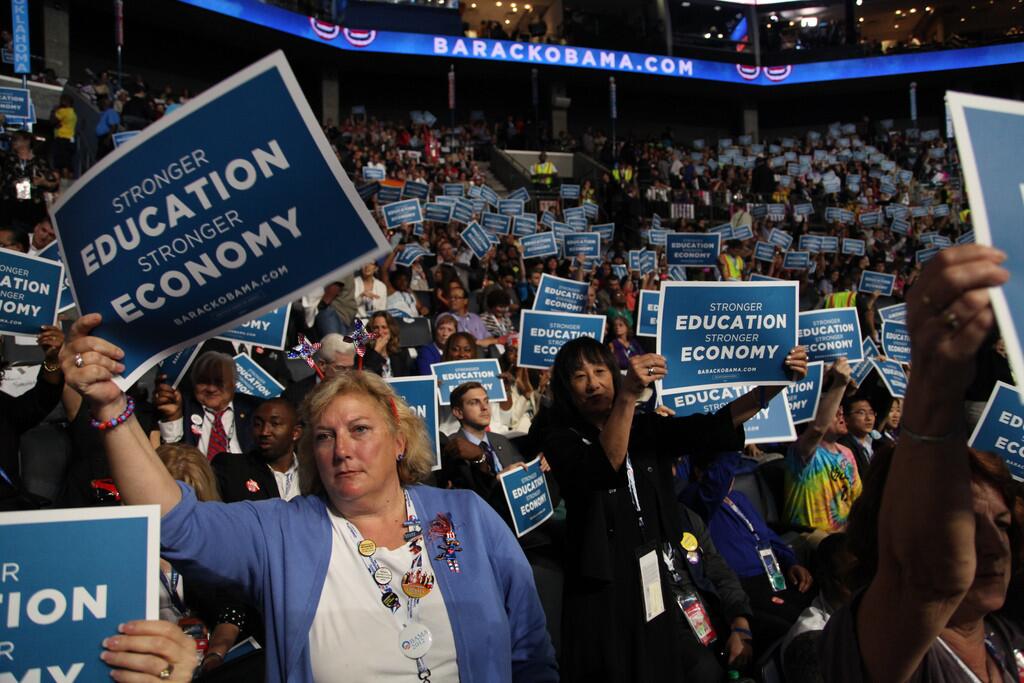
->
xmin=784 ymin=441 xmax=862 ymax=532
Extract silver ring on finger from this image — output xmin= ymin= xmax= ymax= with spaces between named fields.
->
xmin=943 ymin=310 xmax=960 ymax=330
xmin=74 ymin=353 xmax=84 ymax=368
xmin=159 ymin=664 xmax=174 ymax=680
xmin=647 ymin=366 xmax=655 ymax=377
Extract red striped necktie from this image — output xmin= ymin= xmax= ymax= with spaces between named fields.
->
xmin=207 ymin=409 xmax=229 ymax=460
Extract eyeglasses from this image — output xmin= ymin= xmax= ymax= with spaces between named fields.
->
xmin=850 ymin=409 xmax=876 ymax=417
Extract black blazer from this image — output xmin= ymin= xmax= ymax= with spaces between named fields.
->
xmin=282 ymin=350 xmax=387 ymax=409
xmin=211 ymin=450 xmax=280 ymax=503
xmin=178 ymin=393 xmax=261 ymax=454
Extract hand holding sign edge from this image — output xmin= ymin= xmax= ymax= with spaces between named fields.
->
xmin=59 ymin=313 xmax=127 ymax=421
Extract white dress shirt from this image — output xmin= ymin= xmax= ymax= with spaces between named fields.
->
xmin=159 ymin=403 xmax=242 ymax=455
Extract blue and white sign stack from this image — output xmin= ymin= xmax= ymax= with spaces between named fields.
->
xmin=518 ymin=309 xmax=605 ymax=369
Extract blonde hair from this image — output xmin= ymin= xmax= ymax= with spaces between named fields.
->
xmin=157 ymin=444 xmax=222 ymax=502
xmin=298 ymin=371 xmax=434 ymax=496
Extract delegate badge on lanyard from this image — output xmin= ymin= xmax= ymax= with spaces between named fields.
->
xmin=758 ymin=544 xmax=787 ymax=592
xmin=15 ymin=177 xmax=30 ymax=200
xmin=677 ymin=592 xmax=717 ymax=646
xmin=637 ymin=545 xmax=665 ymax=623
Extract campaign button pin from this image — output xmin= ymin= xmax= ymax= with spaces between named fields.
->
xmin=401 ymin=570 xmax=435 ymax=599
xmin=398 ymin=623 xmax=433 ymax=659
xmin=686 ymin=550 xmax=700 ymax=565
xmin=358 ymin=539 xmax=377 ymax=557
xmin=680 ymin=532 xmax=699 ymax=552
xmin=191 ymin=414 xmax=203 ymax=426
xmin=374 ymin=567 xmax=393 ymax=585
xmin=381 ymin=591 xmax=400 ymax=610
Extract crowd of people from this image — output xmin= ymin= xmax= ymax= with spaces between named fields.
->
xmin=1 ymin=89 xmax=1022 ymax=683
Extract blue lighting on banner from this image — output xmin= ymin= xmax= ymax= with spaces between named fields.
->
xmin=178 ymin=0 xmax=1024 ymax=86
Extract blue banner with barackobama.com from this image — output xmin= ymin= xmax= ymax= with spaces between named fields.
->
xmin=969 ymin=382 xmax=1024 ymax=479
xmin=50 ymin=53 xmax=390 ymax=389
xmin=534 ymin=273 xmax=588 ymax=314
xmin=432 ymin=358 xmax=507 ymax=406
xmin=460 ymin=221 xmax=492 ymax=259
xmin=798 ymin=308 xmax=864 ymax=363
xmin=518 ymin=309 xmax=605 ymax=369
xmin=160 ymin=343 xmax=201 ymax=389
xmin=0 ymin=249 xmax=62 ymax=336
xmin=388 ymin=376 xmax=441 ymax=470
xmin=872 ymin=357 xmax=908 ymax=398
xmin=787 ymin=360 xmax=824 ymax=424
xmin=666 ymin=384 xmax=796 ymax=445
xmin=216 ymin=304 xmax=290 ymax=350
xmin=497 ymin=456 xmax=554 ymax=537
xmin=382 ymin=198 xmax=423 ymax=229
xmin=234 ymin=353 xmax=284 ymax=399
xmin=666 ymin=233 xmax=721 ymax=267
xmin=0 ymin=506 xmax=159 ymax=683
xmin=656 ymin=281 xmax=798 ymax=394
xmin=637 ymin=290 xmax=660 ymax=337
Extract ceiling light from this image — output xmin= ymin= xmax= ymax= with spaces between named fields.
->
xmin=512 ymin=6 xmax=518 ymax=10
xmin=856 ymin=0 xmax=862 ymax=5
xmin=960 ymin=16 xmax=966 ymax=20
xmin=717 ymin=32 xmax=724 ymax=37
xmin=859 ymin=16 xmax=864 ymax=21
xmin=789 ymin=19 xmax=795 ymax=25
xmin=471 ymin=2 xmax=476 ymax=5
xmin=894 ymin=23 xmax=899 ymax=27
xmin=925 ymin=5 xmax=932 ymax=9
xmin=713 ymin=4 xmax=721 ymax=10
xmin=770 ymin=13 xmax=778 ymax=20
xmin=703 ymin=32 xmax=711 ymax=38
xmin=496 ymin=1 xmax=502 ymax=6
xmin=524 ymin=3 xmax=531 ymax=7
xmin=909 ymin=7 xmax=917 ymax=12
xmin=766 ymin=22 xmax=772 ymax=27
xmin=504 ymin=18 xmax=510 ymax=23
xmin=682 ymin=1 xmax=691 ymax=5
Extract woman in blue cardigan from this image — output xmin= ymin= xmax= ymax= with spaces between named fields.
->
xmin=62 ymin=313 xmax=557 ymax=683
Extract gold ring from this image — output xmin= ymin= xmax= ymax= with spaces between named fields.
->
xmin=647 ymin=366 xmax=655 ymax=376
xmin=159 ymin=665 xmax=174 ymax=680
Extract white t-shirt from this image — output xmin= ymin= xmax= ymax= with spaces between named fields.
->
xmin=309 ymin=504 xmax=460 ymax=682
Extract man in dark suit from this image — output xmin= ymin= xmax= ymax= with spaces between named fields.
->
xmin=283 ymin=333 xmax=384 ymax=408
xmin=213 ymin=398 xmax=302 ymax=502
xmin=440 ymin=381 xmax=564 ymax=656
xmin=155 ymin=351 xmax=261 ymax=459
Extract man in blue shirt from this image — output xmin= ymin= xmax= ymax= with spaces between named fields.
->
xmin=680 ymin=450 xmax=815 ymax=645
xmin=94 ymin=95 xmax=121 ymax=158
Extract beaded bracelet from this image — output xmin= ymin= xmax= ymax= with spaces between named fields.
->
xmin=900 ymin=425 xmax=957 ymax=443
xmin=89 ymin=397 xmax=135 ymax=431
xmin=732 ymin=627 xmax=754 ymax=641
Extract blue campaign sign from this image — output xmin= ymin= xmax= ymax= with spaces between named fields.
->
xmin=958 ymin=230 xmax=977 ymax=245
xmin=666 ymin=385 xmax=796 ymax=445
xmin=593 ymin=223 xmax=614 ymax=242
xmin=394 ymin=244 xmax=431 ymax=267
xmin=749 ymin=274 xmax=780 ymax=282
xmin=480 ymin=185 xmax=499 ymax=207
xmin=787 ymin=360 xmax=824 ymax=424
xmin=50 ymin=53 xmax=390 ymax=389
xmin=640 ymin=250 xmax=658 ymax=276
xmin=402 ymin=180 xmax=430 ymax=200
xmin=754 ymin=241 xmax=776 ymax=263
xmin=507 ymin=186 xmax=530 ymax=202
xmin=628 ymin=249 xmax=642 ymax=271
xmin=460 ymin=221 xmax=493 ymax=259
xmin=560 ymin=184 xmax=581 ymax=200
xmin=583 ymin=201 xmax=599 ymax=220
xmin=28 ymin=240 xmax=74 ymax=316
xmin=842 ymin=238 xmax=866 ymax=256
xmin=552 ymin=222 xmax=575 ymax=241
xmin=879 ymin=302 xmax=907 ymax=324
xmin=949 ymin=92 xmax=1024 ymax=389
xmin=917 ymin=246 xmax=941 ymax=263
xmin=540 ymin=210 xmax=556 ymax=229
xmin=388 ymin=376 xmax=441 ymax=469
xmin=11 ymin=0 xmax=29 ymax=74
xmin=881 ymin=320 xmax=911 ymax=364
xmin=497 ymin=198 xmax=524 ymax=216
xmin=566 ymin=215 xmax=588 ymax=231
xmin=481 ymin=212 xmax=511 ymax=235
xmin=443 ymin=183 xmax=465 ymax=197
xmin=969 ymin=383 xmax=1024 ymax=479
xmin=799 ymin=308 xmax=864 ymax=363
xmin=668 ymin=265 xmax=687 ymax=281
xmin=732 ymin=224 xmax=754 ymax=241
xmin=648 ymin=229 xmax=669 ymax=247
xmin=382 ymin=198 xmax=423 ymax=229
xmin=0 ymin=86 xmax=30 ymax=118
xmin=498 ymin=456 xmax=554 ymax=537
xmin=666 ymin=233 xmax=721 ymax=267
xmin=512 ymin=213 xmax=538 ymax=236
xmin=0 ymin=249 xmax=63 ymax=336
xmin=769 ymin=228 xmax=793 ymax=250
xmin=451 ymin=198 xmax=474 ymax=225
xmin=534 ymin=273 xmax=589 ymax=314
xmin=819 ymin=236 xmax=839 ymax=253
xmin=563 ymin=232 xmax=600 ymax=259
xmin=858 ymin=270 xmax=896 ymax=296
xmin=159 ymin=343 xmax=201 ymax=388
xmin=612 ymin=264 xmax=628 ymax=279
xmin=112 ymin=131 xmax=141 ymax=148
xmin=216 ymin=304 xmax=291 ymax=350
xmin=799 ymin=234 xmax=823 ymax=253
xmin=709 ymin=223 xmax=733 ymax=240
xmin=656 ymin=281 xmax=798 ymax=394
xmin=433 ymin=358 xmax=508 ymax=405
xmin=362 ymin=166 xmax=385 ymax=180
xmin=872 ymin=357 xmax=908 ymax=398
xmin=517 ymin=309 xmax=605 ymax=369
xmin=637 ymin=289 xmax=660 ymax=337
xmin=783 ymin=251 xmax=811 ymax=270
xmin=424 ymin=202 xmax=453 ymax=223
xmin=0 ymin=506 xmax=159 ymax=682
xmin=520 ymin=232 xmax=558 ymax=259
xmin=234 ymin=352 xmax=284 ymax=398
